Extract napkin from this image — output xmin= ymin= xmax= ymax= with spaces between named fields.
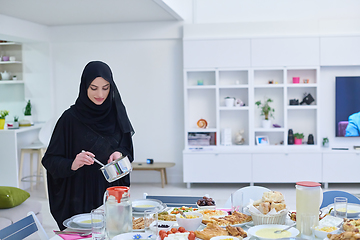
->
xmin=54 ymin=231 xmax=92 ymax=240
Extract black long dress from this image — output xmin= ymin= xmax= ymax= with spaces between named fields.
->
xmin=42 ymin=61 xmax=134 ymax=230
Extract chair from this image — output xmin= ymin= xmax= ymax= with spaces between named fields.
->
xmin=0 ymin=211 xmax=49 ymax=240
xmin=223 ymin=186 xmax=271 ymax=209
xmin=143 ymin=193 xmax=202 ymax=208
xmin=18 ymin=118 xmax=56 ymax=198
xmin=320 ymin=190 xmax=360 ymax=209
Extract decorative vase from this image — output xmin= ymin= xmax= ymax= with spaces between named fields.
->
xmin=23 ymin=115 xmax=33 ymax=124
xmin=294 ymin=138 xmax=302 ymax=145
xmin=235 ymin=130 xmax=245 ymax=145
xmin=225 ymin=98 xmax=235 ymax=107
xmin=0 ymin=119 xmax=5 ymax=129
xmin=262 ymin=119 xmax=272 ymax=128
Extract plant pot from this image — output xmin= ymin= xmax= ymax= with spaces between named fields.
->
xmin=225 ymin=98 xmax=235 ymax=107
xmin=294 ymin=138 xmax=302 ymax=145
xmin=23 ymin=115 xmax=33 ymax=124
xmin=0 ymin=119 xmax=5 ymax=130
xmin=293 ymin=77 xmax=300 ymax=84
xmin=262 ymin=119 xmax=272 ymax=128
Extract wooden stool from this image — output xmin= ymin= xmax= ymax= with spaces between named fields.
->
xmin=18 ymin=146 xmax=48 ymax=198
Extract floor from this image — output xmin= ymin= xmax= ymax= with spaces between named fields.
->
xmin=24 ymin=182 xmax=360 ymax=239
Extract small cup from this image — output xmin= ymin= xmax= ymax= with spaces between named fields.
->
xmin=2 ymin=56 xmax=9 ymax=61
xmin=334 ymin=197 xmax=348 ymax=218
xmin=9 ymin=56 xmax=15 ymax=61
xmin=231 ymin=191 xmax=243 ymax=213
xmin=144 ymin=209 xmax=158 ymax=239
xmin=91 ymin=209 xmax=105 ymax=240
xmin=300 ymin=214 xmax=317 ymax=239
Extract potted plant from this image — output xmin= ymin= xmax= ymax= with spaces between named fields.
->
xmin=294 ymin=133 xmax=304 ymax=145
xmin=23 ymin=100 xmax=33 ymax=124
xmin=13 ymin=115 xmax=19 ymax=128
xmin=0 ymin=110 xmax=9 ymax=130
xmin=224 ymin=97 xmax=235 ymax=107
xmin=322 ymin=137 xmax=329 ymax=147
xmin=255 ymin=98 xmax=275 ymax=128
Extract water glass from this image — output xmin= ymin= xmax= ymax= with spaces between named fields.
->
xmin=231 ymin=191 xmax=243 ymax=213
xmin=91 ymin=209 xmax=105 ymax=240
xmin=334 ymin=197 xmax=348 ymax=218
xmin=300 ymin=214 xmax=317 ymax=239
xmin=144 ymin=209 xmax=158 ymax=239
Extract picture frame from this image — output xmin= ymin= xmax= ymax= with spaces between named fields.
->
xmin=256 ymin=136 xmax=269 ymax=145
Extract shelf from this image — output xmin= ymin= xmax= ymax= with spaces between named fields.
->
xmin=287 ymin=83 xmax=318 ymax=88
xmin=254 ymin=128 xmax=285 ymax=132
xmin=287 ymin=105 xmax=317 ymax=110
xmin=0 ymin=80 xmax=24 ymax=84
xmin=0 ymin=42 xmax=21 ymax=46
xmin=254 ymin=84 xmax=284 ymax=88
xmin=218 ymin=85 xmax=249 ymax=89
xmin=187 ymin=85 xmax=216 ymax=89
xmin=187 ymin=128 xmax=217 ymax=132
xmin=219 ymin=106 xmax=249 ymax=111
xmin=0 ymin=61 xmax=22 ymax=64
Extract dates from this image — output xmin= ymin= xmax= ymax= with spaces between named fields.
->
xmin=197 ymin=196 xmax=215 ymax=206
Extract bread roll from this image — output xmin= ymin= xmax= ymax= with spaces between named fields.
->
xmin=270 ymin=201 xmax=286 ymax=212
xmin=262 ymin=191 xmax=284 ymax=203
xmin=258 ymin=202 xmax=271 ymax=214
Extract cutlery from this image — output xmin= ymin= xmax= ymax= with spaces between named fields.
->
xmin=178 ymin=210 xmax=187 ymax=219
xmin=82 ymin=150 xmax=104 ymax=167
xmin=274 ymin=223 xmax=296 ymax=234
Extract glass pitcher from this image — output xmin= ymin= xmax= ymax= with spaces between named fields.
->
xmin=104 ymin=186 xmax=132 ymax=239
xmin=296 ymin=181 xmax=323 ymax=232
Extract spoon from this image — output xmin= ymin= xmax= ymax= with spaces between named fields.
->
xmin=178 ymin=210 xmax=187 ymax=219
xmin=274 ymin=223 xmax=296 ymax=234
xmin=82 ymin=150 xmax=104 ymax=167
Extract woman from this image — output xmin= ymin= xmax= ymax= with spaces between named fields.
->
xmin=42 ymin=61 xmax=134 ymax=230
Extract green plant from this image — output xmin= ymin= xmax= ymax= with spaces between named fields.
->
xmin=0 ymin=110 xmax=9 ymax=119
xmin=255 ymin=98 xmax=275 ymax=120
xmin=24 ymin=100 xmax=32 ymax=116
xmin=14 ymin=116 xmax=19 ymax=122
xmin=294 ymin=133 xmax=304 ymax=139
xmin=322 ymin=137 xmax=329 ymax=146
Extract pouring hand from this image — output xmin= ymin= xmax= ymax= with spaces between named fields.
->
xmin=71 ymin=151 xmax=95 ymax=170
xmin=108 ymin=151 xmax=122 ymax=163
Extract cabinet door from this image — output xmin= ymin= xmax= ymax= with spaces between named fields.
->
xmin=320 ymin=37 xmax=360 ymax=66
xmin=251 ymin=38 xmax=320 ymax=67
xmin=323 ymin=153 xmax=360 ymax=182
xmin=184 ymin=39 xmax=251 ymax=68
xmin=252 ymin=153 xmax=322 ymax=182
xmin=183 ymin=153 xmax=251 ymax=182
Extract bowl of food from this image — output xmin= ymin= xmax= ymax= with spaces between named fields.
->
xmin=314 ymin=226 xmax=339 ymax=239
xmin=73 ymin=214 xmax=102 ymax=228
xmin=197 ymin=196 xmax=216 ymax=209
xmin=132 ymin=199 xmax=163 ymax=212
xmin=248 ymin=224 xmax=299 ymax=240
xmin=176 ymin=211 xmax=203 ymax=231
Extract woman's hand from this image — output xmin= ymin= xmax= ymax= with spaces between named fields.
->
xmin=71 ymin=151 xmax=95 ymax=170
xmin=108 ymin=151 xmax=122 ymax=163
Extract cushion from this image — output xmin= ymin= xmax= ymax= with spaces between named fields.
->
xmin=0 ymin=187 xmax=30 ymax=209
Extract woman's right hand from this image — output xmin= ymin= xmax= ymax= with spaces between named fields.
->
xmin=71 ymin=151 xmax=95 ymax=170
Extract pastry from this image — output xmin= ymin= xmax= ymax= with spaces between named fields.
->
xmin=262 ymin=191 xmax=284 ymax=203
xmin=195 ymin=223 xmax=229 ymax=240
xmin=343 ymin=219 xmax=360 ymax=232
xmin=258 ymin=202 xmax=271 ymax=214
xmin=270 ymin=201 xmax=286 ymax=212
xmin=226 ymin=225 xmax=247 ymax=238
xmin=202 ymin=211 xmax=252 ymax=226
xmin=328 ymin=231 xmax=360 ymax=240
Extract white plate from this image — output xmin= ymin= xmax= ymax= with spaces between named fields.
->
xmin=63 ymin=213 xmax=92 ymax=231
xmin=326 ymin=203 xmax=360 ymax=218
xmin=247 ymin=224 xmax=299 ymax=240
xmin=132 ymin=199 xmax=163 ymax=212
xmin=112 ymin=232 xmax=155 ymax=240
xmin=201 ymin=220 xmax=252 ymax=228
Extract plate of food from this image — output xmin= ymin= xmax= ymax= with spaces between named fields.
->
xmin=132 ymin=199 xmax=163 ymax=212
xmin=247 ymin=224 xmax=299 ymax=240
xmin=198 ymin=209 xmax=228 ymax=220
xmin=201 ymin=211 xmax=252 ymax=228
xmin=170 ymin=206 xmax=198 ymax=215
xmin=325 ymin=203 xmax=360 ymax=218
xmin=63 ymin=213 xmax=92 ymax=231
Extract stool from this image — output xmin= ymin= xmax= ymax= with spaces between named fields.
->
xmin=18 ymin=144 xmax=48 ymax=199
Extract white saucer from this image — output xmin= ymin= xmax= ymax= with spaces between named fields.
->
xmin=63 ymin=213 xmax=92 ymax=231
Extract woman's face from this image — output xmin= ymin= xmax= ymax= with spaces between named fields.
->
xmin=87 ymin=77 xmax=110 ymax=105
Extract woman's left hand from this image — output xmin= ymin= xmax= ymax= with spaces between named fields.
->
xmin=108 ymin=151 xmax=123 ymax=163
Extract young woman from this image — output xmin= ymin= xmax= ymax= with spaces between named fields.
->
xmin=42 ymin=61 xmax=134 ymax=230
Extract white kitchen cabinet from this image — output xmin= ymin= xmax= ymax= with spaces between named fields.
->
xmin=323 ymin=152 xmax=360 ymax=183
xmin=183 ymin=39 xmax=251 ymax=69
xmin=252 ymin=153 xmax=322 ymax=183
xmin=183 ymin=152 xmax=252 ymax=185
xmin=320 ymin=36 xmax=360 ymax=66
xmin=251 ymin=38 xmax=320 ymax=67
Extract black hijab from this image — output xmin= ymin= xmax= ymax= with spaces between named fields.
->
xmin=71 ymin=61 xmax=134 ymax=136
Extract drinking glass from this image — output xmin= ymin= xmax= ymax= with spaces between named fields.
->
xmin=231 ymin=191 xmax=243 ymax=213
xmin=334 ymin=197 xmax=348 ymax=218
xmin=300 ymin=213 xmax=317 ymax=239
xmin=144 ymin=209 xmax=158 ymax=239
xmin=91 ymin=209 xmax=105 ymax=240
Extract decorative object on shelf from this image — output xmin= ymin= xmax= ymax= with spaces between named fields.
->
xmin=322 ymin=137 xmax=329 ymax=148
xmin=197 ymin=118 xmax=208 ymax=129
xmin=221 ymin=128 xmax=232 ymax=146
xmin=303 ymin=79 xmax=309 ymax=83
xmin=224 ymin=97 xmax=235 ymax=107
xmin=9 ymin=56 xmax=15 ymax=61
xmin=293 ymin=77 xmax=300 ymax=84
xmin=256 ymin=135 xmax=269 ymax=145
xmin=307 ymin=134 xmax=314 ymax=145
xmin=294 ymin=133 xmax=304 ymax=145
xmin=288 ymin=129 xmax=294 ymax=145
xmin=13 ymin=115 xmax=19 ymax=128
xmin=2 ymin=55 xmax=9 ymax=61
xmin=0 ymin=71 xmax=10 ymax=80
xmin=268 ymin=79 xmax=273 ymax=84
xmin=273 ymin=123 xmax=281 ymax=128
xmin=235 ymin=98 xmax=245 ymax=107
xmin=300 ymin=93 xmax=315 ymax=105
xmin=12 ymin=75 xmax=17 ymax=80
xmin=188 ymin=133 xmax=211 ymax=146
xmin=197 ymin=79 xmax=203 ymax=85
xmin=235 ymin=129 xmax=245 ymax=145
xmin=23 ymin=100 xmax=33 ymax=125
xmin=0 ymin=110 xmax=9 ymax=130
xmin=255 ymin=97 xmax=275 ymax=128
xmin=289 ymin=99 xmax=299 ymax=105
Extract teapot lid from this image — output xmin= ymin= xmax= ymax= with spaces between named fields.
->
xmin=107 ymin=186 xmax=130 ymax=203
xmin=296 ymin=181 xmax=321 ymax=187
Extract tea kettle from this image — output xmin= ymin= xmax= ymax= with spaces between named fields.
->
xmin=0 ymin=71 xmax=10 ymax=80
